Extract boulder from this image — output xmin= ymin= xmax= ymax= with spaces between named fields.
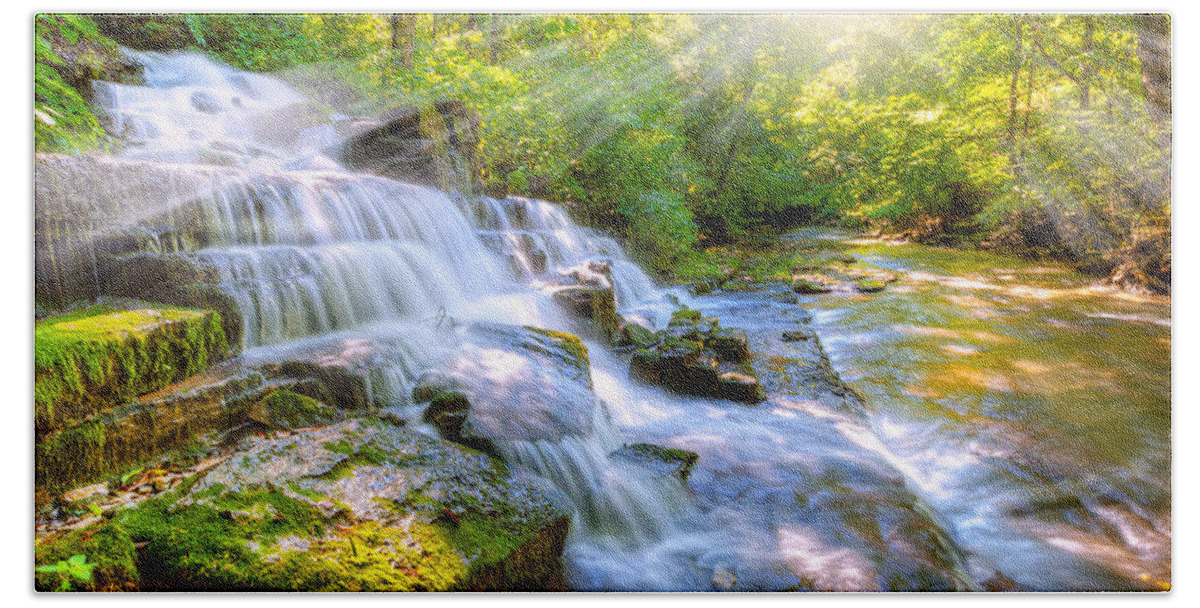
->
xmin=547 ymin=259 xmax=621 ymax=343
xmin=628 ymin=309 xmax=764 ymax=404
xmin=337 ymin=100 xmax=481 ymax=194
xmin=39 ymin=419 xmax=571 ymax=591
xmin=615 ymin=320 xmax=659 ymax=350
xmin=413 ymin=324 xmax=597 ymax=446
xmin=791 ymin=277 xmax=832 ymax=294
xmin=248 ymin=389 xmax=344 ymax=430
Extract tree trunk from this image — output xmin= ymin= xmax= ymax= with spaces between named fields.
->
xmin=489 ymin=14 xmax=503 ymax=64
xmin=1133 ymin=14 xmax=1171 ymax=146
xmin=390 ymin=14 xmax=416 ymax=69
xmin=1079 ymin=16 xmax=1094 ymax=111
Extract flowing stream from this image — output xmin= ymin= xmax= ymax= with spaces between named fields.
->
xmin=798 ymin=230 xmax=1172 ymax=590
xmin=83 ymin=51 xmax=1169 ymax=591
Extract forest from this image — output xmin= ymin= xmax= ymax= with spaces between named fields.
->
xmin=36 ymin=12 xmax=1171 ymax=292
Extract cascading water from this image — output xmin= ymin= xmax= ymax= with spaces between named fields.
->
xmin=94 ymin=50 xmax=706 ymax=589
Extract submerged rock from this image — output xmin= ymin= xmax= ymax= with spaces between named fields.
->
xmin=610 ymin=444 xmax=699 ymax=482
xmin=37 ymin=419 xmax=570 ymax=591
xmin=413 ymin=324 xmax=598 ymax=444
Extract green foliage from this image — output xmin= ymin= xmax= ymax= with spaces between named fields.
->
xmin=35 ymin=554 xmax=94 ymax=591
xmin=35 ymin=525 xmax=139 ymax=592
xmin=34 ymin=15 xmax=111 ymax=153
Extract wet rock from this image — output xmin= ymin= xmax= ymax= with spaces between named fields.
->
xmin=94 ymin=419 xmax=569 ymax=591
xmin=34 ymin=154 xmax=226 ymax=309
xmin=611 ymin=444 xmax=699 ymax=481
xmin=35 ymin=362 xmax=334 ymax=498
xmin=792 ymin=277 xmax=832 ymax=294
xmin=629 ymin=310 xmax=764 ymax=403
xmin=615 ymin=320 xmax=659 ymax=350
xmin=707 ymin=328 xmax=750 ymax=363
xmin=712 ymin=566 xmax=737 ymax=591
xmin=249 ymin=389 xmax=344 ymax=430
xmin=421 ymin=391 xmax=497 ymax=457
xmin=782 ymin=329 xmax=816 ymax=342
xmin=716 ymin=370 xmax=765 ymax=403
xmin=547 ymin=260 xmax=621 ymax=342
xmin=854 ymin=279 xmax=887 ymax=293
xmin=62 ymin=483 xmax=109 ymax=504
xmin=337 ymin=100 xmax=481 ymax=194
xmin=414 ymin=324 xmax=597 ymax=444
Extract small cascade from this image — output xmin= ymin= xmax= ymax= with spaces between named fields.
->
xmin=464 ymin=196 xmax=668 ymax=315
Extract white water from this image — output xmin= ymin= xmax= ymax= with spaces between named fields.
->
xmin=96 ymin=50 xmax=707 ymax=588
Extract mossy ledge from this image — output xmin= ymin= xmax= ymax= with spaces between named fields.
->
xmin=35 ymin=303 xmax=229 ymax=438
xmin=35 ymin=420 xmax=570 ymax=592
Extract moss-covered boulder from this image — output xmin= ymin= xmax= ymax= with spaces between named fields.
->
xmin=107 ymin=419 xmax=569 ymax=591
xmin=791 ymin=277 xmax=833 ymax=294
xmin=615 ymin=320 xmax=659 ymax=350
xmin=35 ymin=304 xmax=229 ymax=438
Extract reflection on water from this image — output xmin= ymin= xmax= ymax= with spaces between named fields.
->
xmin=808 ymin=235 xmax=1171 ymax=591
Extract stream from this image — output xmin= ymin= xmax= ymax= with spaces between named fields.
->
xmin=795 ymin=230 xmax=1171 ymax=590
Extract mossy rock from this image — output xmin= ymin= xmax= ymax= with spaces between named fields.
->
xmin=250 ymin=389 xmax=343 ymax=430
xmin=35 ymin=304 xmax=229 ymax=438
xmin=615 ymin=321 xmax=659 ymax=350
xmin=35 ymin=368 xmax=269 ymax=497
xmin=707 ymin=328 xmax=750 ymax=363
xmin=612 ymin=443 xmax=700 ymax=481
xmin=110 ymin=420 xmax=568 ymax=591
xmin=523 ymin=326 xmax=591 ymax=385
xmin=791 ymin=278 xmax=832 ymax=294
xmin=35 ymin=523 xmax=139 ymax=592
xmin=854 ymin=279 xmax=888 ymax=293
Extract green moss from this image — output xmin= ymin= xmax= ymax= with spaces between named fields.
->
xmin=114 ymin=481 xmax=474 ymax=591
xmin=314 ymin=440 xmax=396 ymax=481
xmin=438 ymin=513 xmax=529 ymax=573
xmin=35 ymin=523 xmax=139 ymax=591
xmin=35 ymin=304 xmax=229 ymax=438
xmin=524 ymin=327 xmax=590 ymax=373
xmin=671 ymin=308 xmax=703 ymax=323
xmin=256 ymin=390 xmax=328 ymax=429
xmin=35 ymin=420 xmax=107 ymax=495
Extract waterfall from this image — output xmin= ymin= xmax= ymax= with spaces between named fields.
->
xmin=94 ymin=50 xmax=692 ymax=588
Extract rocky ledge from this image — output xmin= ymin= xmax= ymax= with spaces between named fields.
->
xmin=36 ymin=418 xmax=570 ymax=592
